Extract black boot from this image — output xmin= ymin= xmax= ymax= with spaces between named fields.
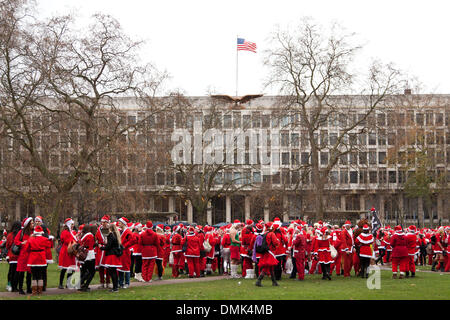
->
xmin=255 ymin=271 xmax=264 ymax=287
xmin=270 ymin=270 xmax=279 ymax=286
xmin=405 ymin=271 xmax=410 ymax=278
xmin=411 ymin=272 xmax=415 ymax=278
xmin=431 ymin=261 xmax=437 ymax=272
xmin=440 ymin=262 xmax=445 ymax=272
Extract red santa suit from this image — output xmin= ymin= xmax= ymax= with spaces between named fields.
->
xmin=170 ymin=226 xmax=184 ymax=277
xmin=330 ymin=229 xmax=342 ymax=275
xmin=163 ymin=228 xmax=171 ymax=268
xmin=6 ymin=231 xmax=19 ymax=265
xmin=26 ymin=233 xmax=53 ymax=267
xmin=181 ymin=228 xmax=202 ymax=277
xmin=204 ymin=228 xmax=218 ymax=274
xmin=384 ymin=230 xmax=393 ymax=263
xmin=139 ymin=222 xmax=159 ymax=282
xmin=118 ymin=227 xmax=136 ymax=273
xmin=405 ymin=226 xmax=418 ymax=275
xmin=340 ymin=222 xmax=354 ymax=277
xmin=355 ymin=232 xmax=374 ymax=259
xmin=293 ymin=230 xmax=307 ymax=280
xmin=390 ymin=226 xmax=409 ymax=277
xmin=58 ymin=227 xmax=77 ymax=271
xmin=240 ymin=224 xmax=254 ymax=277
xmin=79 ymin=232 xmax=95 ymax=262
xmin=258 ymin=230 xmax=280 ymax=275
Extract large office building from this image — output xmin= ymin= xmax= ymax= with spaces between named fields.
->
xmin=1 ymin=94 xmax=449 ymax=228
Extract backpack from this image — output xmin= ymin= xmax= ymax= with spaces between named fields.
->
xmin=255 ymin=234 xmax=269 ymax=254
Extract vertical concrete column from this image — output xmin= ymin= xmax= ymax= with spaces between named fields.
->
xmin=15 ymin=198 xmax=21 ymax=221
xmin=169 ymin=196 xmax=175 ymax=213
xmin=359 ymin=195 xmax=366 ymax=212
xmin=264 ymin=199 xmax=270 ymax=222
xmin=437 ymin=194 xmax=443 ymax=224
xmin=379 ymin=195 xmax=385 ymax=222
xmin=244 ymin=196 xmax=251 ymax=222
xmin=341 ymin=195 xmax=346 ymax=212
xmin=207 ymin=201 xmax=212 ymax=226
xmin=282 ymin=195 xmax=289 ymax=222
xmin=187 ymin=200 xmax=193 ymax=224
xmin=398 ymin=194 xmax=404 ymax=225
xmin=418 ymin=197 xmax=424 ymax=228
xmin=226 ymin=196 xmax=231 ymax=223
xmin=149 ymin=197 xmax=155 ymax=212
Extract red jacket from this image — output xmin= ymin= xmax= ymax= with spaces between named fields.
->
xmin=6 ymin=232 xmax=19 ymax=262
xmin=139 ymin=229 xmax=159 ymax=259
xmin=355 ymin=233 xmax=374 ymax=258
xmin=390 ymin=232 xmax=408 ymax=258
xmin=171 ymin=233 xmax=183 ymax=253
xmin=181 ymin=233 xmax=202 ymax=257
xmin=221 ymin=233 xmax=231 ymax=249
xmin=273 ymin=229 xmax=288 ymax=257
xmin=340 ymin=228 xmax=354 ymax=253
xmin=26 ymin=235 xmax=52 ymax=267
xmin=204 ymin=233 xmax=218 ymax=258
xmin=156 ymin=233 xmax=165 ymax=259
xmin=405 ymin=233 xmax=418 ymax=255
xmin=293 ymin=233 xmax=307 ymax=258
xmin=131 ymin=232 xmax=142 ymax=255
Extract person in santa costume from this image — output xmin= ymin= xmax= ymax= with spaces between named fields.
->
xmin=24 ymin=225 xmax=53 ymax=295
xmin=229 ymin=220 xmax=243 ymax=278
xmin=431 ymin=227 xmax=446 ymax=272
xmin=313 ymin=227 xmax=333 ymax=280
xmin=330 ymin=225 xmax=343 ymax=276
xmin=139 ymin=221 xmax=159 ymax=282
xmin=251 ymin=223 xmax=264 ymax=277
xmin=34 ymin=216 xmax=54 ymax=291
xmin=255 ymin=222 xmax=280 ymax=287
xmin=57 ymin=218 xmax=77 ymax=289
xmin=100 ymin=223 xmax=122 ymax=292
xmin=96 ymin=215 xmax=112 ymax=288
xmin=181 ymin=226 xmax=202 ymax=277
xmin=272 ymin=218 xmax=288 ymax=281
xmin=355 ymin=224 xmax=374 ymax=278
xmin=13 ymin=218 xmax=34 ymax=294
xmin=383 ymin=226 xmax=393 ymax=264
xmin=292 ymin=224 xmax=307 ymax=281
xmin=5 ymin=221 xmax=21 ymax=292
xmin=221 ymin=225 xmax=232 ymax=275
xmin=204 ymin=225 xmax=218 ymax=276
xmin=239 ymin=220 xmax=254 ymax=278
xmin=340 ymin=220 xmax=354 ymax=277
xmin=374 ymin=228 xmax=386 ymax=265
xmin=130 ymin=223 xmax=144 ymax=281
xmin=171 ymin=224 xmax=185 ymax=277
xmin=77 ymin=224 xmax=96 ymax=292
xmin=163 ymin=226 xmax=172 ymax=268
xmin=390 ymin=225 xmax=408 ymax=279
xmin=117 ymin=217 xmax=136 ymax=288
xmin=155 ymin=224 xmax=166 ymax=280
xmin=405 ymin=225 xmax=418 ymax=277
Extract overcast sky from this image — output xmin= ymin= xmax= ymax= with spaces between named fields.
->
xmin=37 ymin=0 xmax=450 ymax=96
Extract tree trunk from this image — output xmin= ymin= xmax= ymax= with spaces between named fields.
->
xmin=48 ymin=192 xmax=65 ymax=235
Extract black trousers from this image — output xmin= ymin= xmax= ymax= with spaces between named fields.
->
xmin=17 ymin=271 xmax=32 ymax=291
xmin=359 ymin=257 xmax=371 ymax=277
xmin=156 ymin=259 xmax=163 ymax=277
xmin=80 ymin=260 xmax=96 ymax=288
xmin=8 ymin=263 xmax=17 ymax=289
xmin=130 ymin=255 xmax=135 ymax=275
xmin=274 ymin=256 xmax=285 ymax=280
xmin=107 ymin=267 xmax=118 ymax=290
xmin=376 ymin=249 xmax=385 ymax=264
xmin=290 ymin=256 xmax=298 ymax=278
xmin=254 ymin=258 xmax=260 ymax=277
xmin=31 ymin=266 xmax=46 ymax=281
xmin=133 ymin=255 xmax=142 ymax=273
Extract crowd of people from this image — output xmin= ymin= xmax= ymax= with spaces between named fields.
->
xmin=1 ymin=213 xmax=449 ymax=295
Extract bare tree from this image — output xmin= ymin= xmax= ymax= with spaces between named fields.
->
xmin=264 ymin=18 xmax=403 ymax=220
xmin=0 ymin=1 xmax=167 ymax=232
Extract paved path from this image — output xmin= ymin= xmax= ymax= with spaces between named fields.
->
xmin=0 ymin=275 xmax=230 ymax=298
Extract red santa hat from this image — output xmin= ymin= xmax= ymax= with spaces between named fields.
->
xmin=146 ymin=221 xmax=153 ymax=229
xmin=371 ymin=207 xmax=376 ymax=212
xmin=363 ymin=224 xmax=370 ymax=231
xmin=174 ymin=224 xmax=183 ymax=232
xmin=64 ymin=218 xmax=74 ymax=228
xmin=3 ymin=230 xmax=7 ymax=236
xmin=134 ymin=222 xmax=142 ymax=230
xmin=408 ymin=225 xmax=417 ymax=233
xmin=79 ymin=224 xmax=85 ymax=231
xmin=101 ymin=215 xmax=111 ymax=222
xmin=165 ymin=226 xmax=171 ymax=232
xmin=246 ymin=219 xmax=254 ymax=226
xmin=156 ymin=224 xmax=164 ymax=232
xmin=33 ymin=225 xmax=44 ymax=235
xmin=118 ymin=217 xmax=129 ymax=226
xmin=321 ymin=226 xmax=328 ymax=234
xmin=127 ymin=222 xmax=133 ymax=229
xmin=35 ymin=216 xmax=43 ymax=223
xmin=394 ymin=225 xmax=403 ymax=233
xmin=255 ymin=223 xmax=264 ymax=232
xmin=188 ymin=226 xmax=195 ymax=233
xmin=343 ymin=220 xmax=352 ymax=227
xmin=265 ymin=222 xmax=273 ymax=230
xmin=22 ymin=217 xmax=33 ymax=228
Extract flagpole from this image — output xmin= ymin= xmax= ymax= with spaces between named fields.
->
xmin=236 ymin=35 xmax=238 ymax=97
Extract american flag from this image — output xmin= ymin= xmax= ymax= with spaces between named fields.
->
xmin=237 ymin=38 xmax=257 ymax=53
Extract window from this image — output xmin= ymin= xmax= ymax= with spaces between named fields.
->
xmin=426 ymin=112 xmax=434 ymax=126
xmin=301 ymin=152 xmax=309 ymax=165
xmin=253 ymin=171 xmax=261 ymax=183
xmin=282 ymin=152 xmax=290 ymax=165
xmin=369 ymin=171 xmax=377 ymax=184
xmin=436 ymin=113 xmax=443 ymax=126
xmin=378 ymin=152 xmax=386 ymax=164
xmin=359 ymin=170 xmax=367 ymax=184
xmin=243 ymin=114 xmax=251 ymax=128
xmin=350 ymin=152 xmax=357 ymax=165
xmin=291 ymin=133 xmax=299 ymax=147
xmin=157 ymin=172 xmax=165 ymax=185
xmin=377 ymin=113 xmax=386 ymax=126
xmin=223 ymin=115 xmax=232 ymax=128
xmin=233 ymin=112 xmax=241 ymax=128
xmin=378 ymin=129 xmax=386 ymax=145
xmin=252 ymin=112 xmax=261 ymax=128
xmin=350 ymin=171 xmax=358 ymax=183
xmin=359 ymin=152 xmax=367 ymax=165
xmin=340 ymin=170 xmax=348 ymax=184
xmin=261 ymin=114 xmax=270 ymax=128
xmin=416 ymin=113 xmax=424 ymax=126
xmin=272 ymin=172 xmax=280 ymax=184
xmin=329 ymin=171 xmax=338 ymax=184
xmin=320 ymin=152 xmax=329 ymax=165
xmin=281 ymin=132 xmax=289 ymax=147
xmin=368 ymin=132 xmax=377 ymax=145
xmin=379 ymin=169 xmax=387 ymax=184
xmin=388 ymin=132 xmax=396 ymax=145
xmin=388 ymin=171 xmax=396 ymax=183
xmin=291 ymin=151 xmax=299 ymax=165
xmin=340 ymin=154 xmax=348 ymax=165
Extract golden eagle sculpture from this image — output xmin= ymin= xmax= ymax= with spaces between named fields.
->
xmin=211 ymin=94 xmax=263 ymax=109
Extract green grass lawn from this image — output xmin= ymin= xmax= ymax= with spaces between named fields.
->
xmin=0 ymin=256 xmax=449 ymax=300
